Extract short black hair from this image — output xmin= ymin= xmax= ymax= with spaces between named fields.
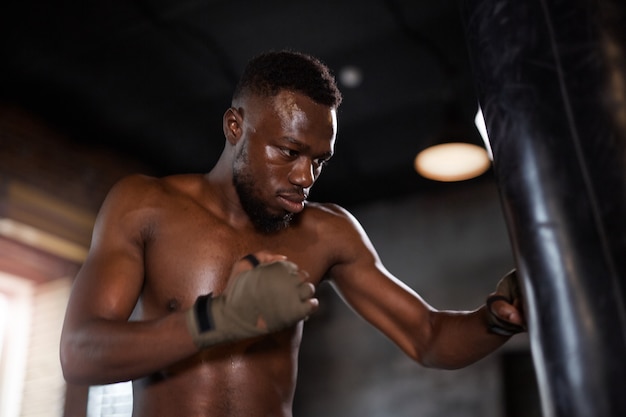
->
xmin=233 ymin=50 xmax=342 ymax=108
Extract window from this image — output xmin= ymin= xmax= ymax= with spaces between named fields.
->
xmin=87 ymin=382 xmax=133 ymax=417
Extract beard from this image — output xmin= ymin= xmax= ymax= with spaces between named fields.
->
xmin=233 ymin=146 xmax=293 ymax=234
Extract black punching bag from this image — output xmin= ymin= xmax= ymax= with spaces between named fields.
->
xmin=461 ymin=1 xmax=626 ymax=416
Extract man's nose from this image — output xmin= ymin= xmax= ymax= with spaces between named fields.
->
xmin=288 ymin=158 xmax=314 ymax=188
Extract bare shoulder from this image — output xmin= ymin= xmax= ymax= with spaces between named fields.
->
xmin=98 ymin=173 xmax=205 ymax=213
xmin=305 ymin=201 xmax=347 ymax=215
xmin=102 ymin=174 xmax=160 ymax=207
xmin=106 ymin=173 xmax=205 ymax=199
xmin=93 ymin=173 xmax=207 ymax=237
xmin=303 ymin=201 xmax=367 ymax=236
xmin=289 ymin=202 xmax=384 ymax=287
xmin=300 ymin=202 xmax=377 ymax=269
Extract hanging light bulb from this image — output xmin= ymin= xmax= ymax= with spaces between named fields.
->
xmin=415 ymin=142 xmax=491 ymax=182
xmin=414 ymin=101 xmax=491 ymax=182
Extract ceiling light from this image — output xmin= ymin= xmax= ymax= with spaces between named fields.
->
xmin=414 ymin=142 xmax=491 ymax=182
xmin=338 ymin=66 xmax=363 ymax=88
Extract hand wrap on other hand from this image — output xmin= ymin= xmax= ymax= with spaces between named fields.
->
xmin=186 ymin=260 xmax=316 ymax=348
xmin=486 ymin=270 xmax=526 ymax=337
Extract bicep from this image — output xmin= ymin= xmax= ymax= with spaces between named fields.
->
xmin=324 ymin=210 xmax=435 ymax=359
xmin=67 ymin=245 xmax=144 ymax=325
xmin=64 ymin=182 xmax=149 ymax=329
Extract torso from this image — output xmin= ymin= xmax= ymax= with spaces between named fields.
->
xmin=128 ymin=174 xmax=344 ymax=417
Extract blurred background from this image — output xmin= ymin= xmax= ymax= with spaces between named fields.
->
xmin=0 ymin=1 xmax=538 ymax=416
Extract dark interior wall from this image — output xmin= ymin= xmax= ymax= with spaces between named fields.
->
xmin=295 ymin=181 xmax=534 ymax=417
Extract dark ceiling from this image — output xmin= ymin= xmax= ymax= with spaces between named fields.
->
xmin=1 ymin=0 xmax=491 ymax=208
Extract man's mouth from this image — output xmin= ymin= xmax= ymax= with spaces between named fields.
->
xmin=277 ymin=192 xmax=307 ymax=213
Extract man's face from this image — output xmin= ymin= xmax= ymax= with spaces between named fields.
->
xmin=233 ymin=144 xmax=292 ymax=233
xmin=232 ymin=90 xmax=337 ymax=233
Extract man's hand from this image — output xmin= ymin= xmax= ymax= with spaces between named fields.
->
xmin=486 ymin=270 xmax=526 ymax=336
xmin=186 ymin=252 xmax=318 ymax=348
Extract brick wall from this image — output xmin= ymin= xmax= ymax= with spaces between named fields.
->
xmin=0 ymin=103 xmax=152 ymax=417
xmin=0 ymin=103 xmax=152 ymax=215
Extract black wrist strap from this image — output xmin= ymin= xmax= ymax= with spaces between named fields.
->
xmin=242 ymin=253 xmax=260 ymax=268
xmin=194 ymin=293 xmax=215 ymax=333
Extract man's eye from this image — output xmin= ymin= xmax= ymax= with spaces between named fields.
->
xmin=280 ymin=148 xmax=298 ymax=158
xmin=315 ymin=158 xmax=330 ymax=168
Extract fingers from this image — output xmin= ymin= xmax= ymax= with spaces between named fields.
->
xmin=296 ymin=284 xmax=319 ymax=321
xmin=251 ymin=250 xmax=288 ymax=264
xmin=236 ymin=251 xmax=309 ymax=283
xmin=287 ymin=266 xmax=318 ymax=317
xmin=489 ymin=298 xmax=522 ymax=326
xmin=232 ymin=251 xmax=288 ymax=275
xmin=486 ymin=294 xmax=526 ymax=335
xmin=298 ymin=281 xmax=316 ymax=301
xmin=486 ymin=269 xmax=526 ymax=335
xmin=306 ymin=297 xmax=319 ymax=314
xmin=236 ymin=251 xmax=317 ymax=312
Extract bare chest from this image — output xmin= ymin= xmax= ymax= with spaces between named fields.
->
xmin=138 ymin=208 xmax=330 ymax=316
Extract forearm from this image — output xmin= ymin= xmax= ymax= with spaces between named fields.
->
xmin=61 ymin=257 xmax=315 ymax=385
xmin=419 ymin=306 xmax=509 ymax=369
xmin=60 ymin=311 xmax=198 ymax=385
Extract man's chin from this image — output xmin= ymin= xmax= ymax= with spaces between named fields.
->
xmin=253 ymin=213 xmax=293 ymax=234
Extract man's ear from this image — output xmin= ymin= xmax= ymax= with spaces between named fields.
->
xmin=223 ymin=107 xmax=243 ymax=144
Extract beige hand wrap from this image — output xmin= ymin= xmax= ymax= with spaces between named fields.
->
xmin=186 ymin=260 xmax=316 ymax=348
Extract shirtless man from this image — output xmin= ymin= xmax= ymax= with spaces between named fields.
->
xmin=60 ymin=50 xmax=525 ymax=417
